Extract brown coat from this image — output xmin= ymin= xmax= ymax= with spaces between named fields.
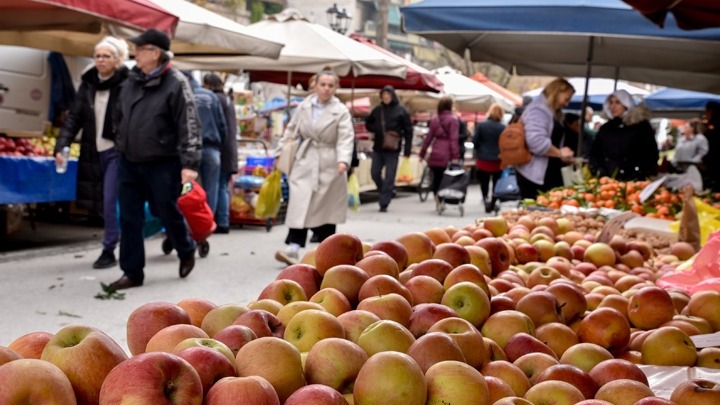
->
xmin=277 ymin=95 xmax=354 ymax=229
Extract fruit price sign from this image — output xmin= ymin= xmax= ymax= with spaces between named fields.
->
xmin=0 ymin=156 xmax=77 ymax=204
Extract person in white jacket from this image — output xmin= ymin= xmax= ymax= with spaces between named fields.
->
xmin=274 ymin=69 xmax=355 ymax=265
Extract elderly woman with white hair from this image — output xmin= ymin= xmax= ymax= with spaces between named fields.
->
xmin=589 ymin=89 xmax=659 ymax=181
xmin=55 ymin=36 xmax=129 ymax=269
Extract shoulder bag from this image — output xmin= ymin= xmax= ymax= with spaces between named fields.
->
xmin=276 ymin=120 xmax=301 ymax=175
xmin=380 ymin=110 xmax=402 ymax=151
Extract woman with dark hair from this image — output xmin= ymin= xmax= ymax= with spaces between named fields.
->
xmin=54 ymin=36 xmax=129 ymax=269
xmin=274 ymin=68 xmax=355 ymax=265
xmin=473 ymin=102 xmax=505 ymax=212
xmin=203 ymin=73 xmax=238 ymax=234
xmin=517 ymin=78 xmax=576 ymax=199
xmin=589 ymin=89 xmax=658 ymax=181
xmin=419 ymin=96 xmax=460 ymax=210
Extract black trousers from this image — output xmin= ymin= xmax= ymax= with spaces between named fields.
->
xmin=285 ymin=224 xmax=336 ymax=248
xmin=430 ymin=166 xmax=445 ymax=196
xmin=371 ymin=150 xmax=399 ymax=209
xmin=118 ymin=156 xmax=195 ymax=283
xmin=477 ymin=169 xmax=502 ymax=203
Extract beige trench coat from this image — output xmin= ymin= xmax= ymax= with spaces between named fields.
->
xmin=277 ymin=95 xmax=354 ymax=229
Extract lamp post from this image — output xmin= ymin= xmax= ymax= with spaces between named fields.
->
xmin=326 ymin=3 xmax=352 ymax=34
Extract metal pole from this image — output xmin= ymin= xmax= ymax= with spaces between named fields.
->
xmin=578 ymin=36 xmax=594 ymax=160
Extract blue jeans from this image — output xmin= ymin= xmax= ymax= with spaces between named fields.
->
xmin=118 ymin=156 xmax=195 ymax=283
xmin=98 ymin=149 xmax=119 ymax=252
xmin=200 ymin=147 xmax=221 ymax=214
xmin=215 ymin=172 xmax=233 ymax=228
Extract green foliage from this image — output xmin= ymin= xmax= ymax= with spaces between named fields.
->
xmin=250 ymin=1 xmax=264 ymax=22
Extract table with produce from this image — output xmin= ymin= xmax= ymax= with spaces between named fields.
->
xmin=4 ymin=160 xmax=720 ymax=403
xmin=0 ymin=135 xmax=79 ymax=205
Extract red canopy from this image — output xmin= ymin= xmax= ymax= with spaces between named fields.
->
xmin=622 ymin=0 xmax=720 ymax=30
xmin=470 ymin=72 xmax=522 ymax=107
xmin=0 ymin=0 xmax=178 ymax=34
xmin=250 ymin=34 xmax=444 ymax=93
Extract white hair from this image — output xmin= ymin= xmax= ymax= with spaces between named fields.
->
xmin=95 ymin=36 xmax=129 ymax=61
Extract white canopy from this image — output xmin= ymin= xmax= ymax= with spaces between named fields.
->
xmin=524 ymin=77 xmax=649 ymax=98
xmin=155 ymin=0 xmax=282 ymax=59
xmin=175 ymin=8 xmax=407 ymax=78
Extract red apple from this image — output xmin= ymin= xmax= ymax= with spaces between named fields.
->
xmin=0 ymin=359 xmax=77 ymax=404
xmin=285 ymin=384 xmax=349 ymax=405
xmin=234 ymin=309 xmax=285 ymax=339
xmin=145 ymin=324 xmax=209 ymax=353
xmin=213 ymin=325 xmax=257 ymax=355
xmin=588 ymin=359 xmax=648 ymax=388
xmin=353 ymin=352 xmax=427 ymax=405
xmin=315 ymin=233 xmax=364 ymax=275
xmin=257 ymin=279 xmax=308 ymax=305
xmin=204 ymin=376 xmax=280 ymax=405
xmin=337 ymin=310 xmax=382 ymax=343
xmin=356 ymin=293 xmax=413 ymax=327
xmin=369 ymin=240 xmax=409 ymax=270
xmin=405 ymin=275 xmax=445 ymax=304
xmin=406 ymin=332 xmax=465 ymax=373
xmin=99 ymin=352 xmax=202 ymax=404
xmin=304 ymin=338 xmax=368 ymax=393
xmin=41 ymin=324 xmax=128 ymax=405
xmin=126 ymin=302 xmax=192 ymax=356
xmin=356 ymin=253 xmax=401 ymax=279
xmin=310 ymin=288 xmax=352 ymax=317
xmin=577 ymin=307 xmax=631 ymax=354
xmin=670 ymin=379 xmax=720 ymax=405
xmin=358 ymin=274 xmax=413 ymax=305
xmin=201 ymin=304 xmax=249 ymax=337
xmin=410 ymin=258 xmax=454 ymax=284
xmin=235 ymin=337 xmax=306 ymax=403
xmin=276 ymin=264 xmax=323 ymax=298
xmin=475 ymin=238 xmax=511 ymax=276
xmin=408 ymin=303 xmax=457 ymax=338
xmin=176 ymin=346 xmax=237 ymax=397
xmin=534 ymin=364 xmax=598 ymax=399
xmin=7 ymin=331 xmax=53 ymax=359
xmin=177 ymin=298 xmax=217 ymax=328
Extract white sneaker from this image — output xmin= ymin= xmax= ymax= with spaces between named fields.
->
xmin=275 ymin=247 xmax=299 ymax=266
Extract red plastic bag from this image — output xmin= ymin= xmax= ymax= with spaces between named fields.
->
xmin=657 ymin=230 xmax=720 ymax=294
xmin=177 ymin=181 xmax=216 ymax=241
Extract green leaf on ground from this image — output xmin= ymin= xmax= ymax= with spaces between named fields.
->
xmin=58 ymin=310 xmax=81 ymax=318
xmin=94 ymin=282 xmax=126 ymax=300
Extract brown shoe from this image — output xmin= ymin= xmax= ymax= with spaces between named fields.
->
xmin=179 ymin=256 xmax=195 ymax=278
xmin=108 ymin=275 xmax=142 ymax=291
xmin=275 ymin=248 xmax=299 ymax=266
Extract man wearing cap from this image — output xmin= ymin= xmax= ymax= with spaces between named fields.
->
xmin=109 ymin=28 xmax=202 ymax=290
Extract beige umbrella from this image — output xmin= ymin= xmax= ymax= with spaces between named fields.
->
xmin=175 ymin=8 xmax=406 ymax=78
xmin=152 ymin=0 xmax=282 ymax=59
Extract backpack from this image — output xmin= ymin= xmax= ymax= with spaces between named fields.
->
xmin=498 ymin=119 xmax=532 ymax=169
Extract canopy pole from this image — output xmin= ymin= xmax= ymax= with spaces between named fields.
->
xmin=286 ymin=71 xmax=293 ymax=122
xmin=578 ymin=36 xmax=594 ymax=161
xmin=351 ymin=76 xmax=356 ymax=115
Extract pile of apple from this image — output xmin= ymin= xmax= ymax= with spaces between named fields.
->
xmin=4 ymin=215 xmax=720 ymax=405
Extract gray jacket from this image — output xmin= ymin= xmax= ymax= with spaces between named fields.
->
xmin=517 ymin=94 xmax=555 ymax=184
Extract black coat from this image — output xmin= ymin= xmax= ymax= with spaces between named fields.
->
xmin=214 ymin=91 xmax=239 ymax=174
xmin=55 ymin=66 xmax=128 ymax=213
xmin=589 ymin=108 xmax=658 ymax=181
xmin=116 ymin=63 xmax=202 ymax=170
xmin=365 ymin=86 xmax=413 ymax=157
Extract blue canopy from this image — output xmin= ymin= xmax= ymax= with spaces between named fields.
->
xmin=645 ymin=88 xmax=720 ymax=112
xmin=401 ymin=0 xmax=720 ymax=92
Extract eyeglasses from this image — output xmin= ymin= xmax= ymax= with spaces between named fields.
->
xmin=94 ymin=54 xmax=113 ymax=60
xmin=135 ymin=45 xmax=157 ymax=53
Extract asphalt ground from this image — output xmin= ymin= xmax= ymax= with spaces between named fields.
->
xmin=0 ymin=185 xmax=494 ymax=352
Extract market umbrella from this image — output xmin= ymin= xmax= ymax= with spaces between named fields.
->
xmin=0 ymin=0 xmax=178 ymax=56
xmin=153 ymin=0 xmax=283 ymax=59
xmin=622 ymin=0 xmax=720 ymax=30
xmin=401 ymin=0 xmax=720 ymax=93
xmin=176 ymin=8 xmax=406 ymax=79
xmin=523 ymin=77 xmax=649 ymax=111
xmin=247 ymin=33 xmax=443 ymax=92
xmin=471 ymin=72 xmax=522 ymax=107
xmin=645 ymin=87 xmax=720 ymax=113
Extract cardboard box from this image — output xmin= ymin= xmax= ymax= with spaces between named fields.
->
xmin=0 ymin=204 xmax=24 ymax=237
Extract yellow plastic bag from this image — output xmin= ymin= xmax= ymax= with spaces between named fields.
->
xmin=670 ymin=197 xmax=720 ymax=246
xmin=347 ymin=173 xmax=360 ymax=212
xmin=396 ymin=157 xmax=413 ymax=183
xmin=254 ymin=170 xmax=282 ymax=219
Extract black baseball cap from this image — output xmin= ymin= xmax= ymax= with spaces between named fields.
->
xmin=128 ymin=28 xmax=171 ymax=51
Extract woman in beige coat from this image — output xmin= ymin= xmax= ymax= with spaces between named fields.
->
xmin=275 ymin=69 xmax=355 ymax=265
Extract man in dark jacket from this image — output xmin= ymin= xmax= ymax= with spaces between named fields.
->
xmin=109 ymin=29 xmax=202 ymax=290
xmin=203 ymin=73 xmax=238 ymax=234
xmin=365 ymin=85 xmax=413 ymax=212
xmin=185 ymin=72 xmax=226 ymax=215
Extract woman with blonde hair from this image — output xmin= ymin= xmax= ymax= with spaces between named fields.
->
xmin=517 ymin=78 xmax=576 ymax=199
xmin=473 ymin=102 xmax=505 ymax=212
xmin=274 ymin=68 xmax=355 ymax=265
xmin=55 ymin=36 xmax=129 ymax=269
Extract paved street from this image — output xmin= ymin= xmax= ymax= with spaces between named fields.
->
xmin=0 ymin=185 xmax=493 ymax=352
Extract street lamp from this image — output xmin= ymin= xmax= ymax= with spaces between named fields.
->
xmin=326 ymin=3 xmax=352 ymax=34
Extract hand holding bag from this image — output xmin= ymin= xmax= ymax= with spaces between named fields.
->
xmin=276 ymin=120 xmax=301 ymax=175
xmin=380 ymin=110 xmax=401 ymax=151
